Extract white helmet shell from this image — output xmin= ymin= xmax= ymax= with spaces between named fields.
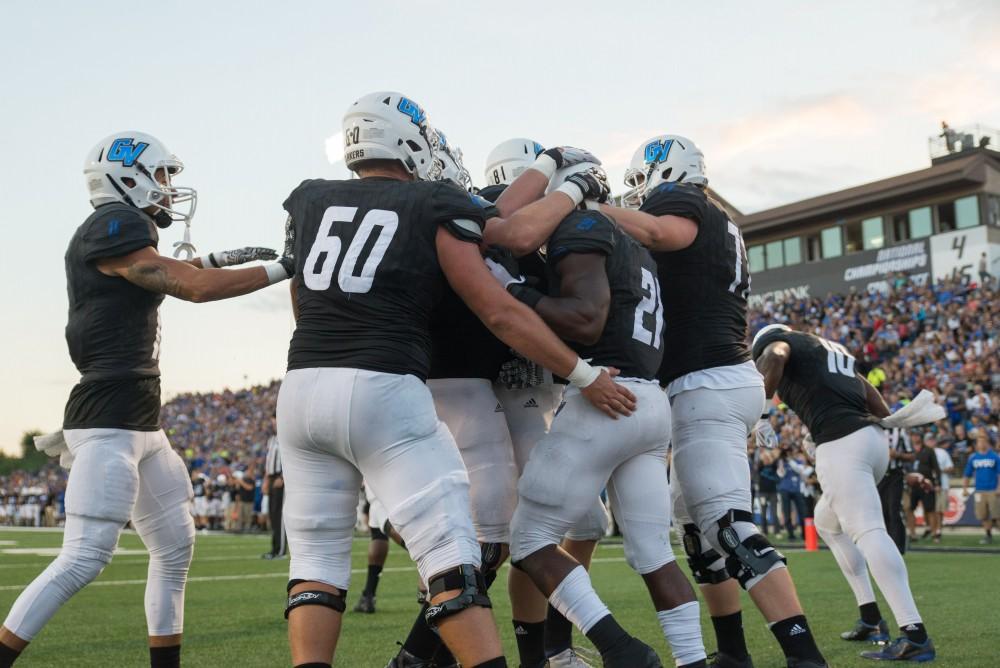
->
xmin=752 ymin=323 xmax=792 ymax=352
xmin=429 ymin=129 xmax=473 ymax=192
xmin=83 ymin=131 xmax=197 ymax=227
xmin=342 ymin=91 xmax=437 ymax=180
xmin=484 ymin=137 xmax=544 ymax=186
xmin=623 ymin=134 xmax=707 ymax=206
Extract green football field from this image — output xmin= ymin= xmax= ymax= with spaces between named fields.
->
xmin=0 ymin=528 xmax=995 ymax=667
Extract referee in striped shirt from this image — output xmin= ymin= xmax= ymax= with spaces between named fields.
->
xmin=261 ymin=428 xmax=286 ymax=559
xmin=879 ymin=427 xmax=915 ymax=554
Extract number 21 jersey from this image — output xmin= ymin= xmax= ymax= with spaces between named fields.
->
xmin=283 ymin=177 xmax=486 ymax=380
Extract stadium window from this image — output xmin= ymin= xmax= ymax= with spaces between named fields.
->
xmin=891 ymin=213 xmax=909 ymax=243
xmin=844 ymin=220 xmax=863 ymax=253
xmin=748 ymin=245 xmax=765 ymax=273
xmin=937 ymin=201 xmax=957 ymax=232
xmin=862 ymin=216 xmax=884 ymax=250
xmin=783 ymin=237 xmax=802 ymax=265
xmin=765 ymin=240 xmax=784 ymax=269
xmin=821 ymin=225 xmax=842 ymax=259
xmin=989 ymin=196 xmax=1000 ymax=228
xmin=908 ymin=207 xmax=932 ymax=239
xmin=955 ymin=195 xmax=980 ymax=229
xmin=806 ymin=234 xmax=821 ymax=262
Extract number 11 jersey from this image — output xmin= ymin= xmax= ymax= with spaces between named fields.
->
xmin=283 ymin=177 xmax=487 ymax=380
xmin=640 ymin=183 xmax=752 ymax=386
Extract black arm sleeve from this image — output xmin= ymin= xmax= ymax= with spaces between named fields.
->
xmin=81 ymin=206 xmax=158 ymax=262
xmin=429 ymin=182 xmax=487 ymax=243
xmin=546 ymin=210 xmax=616 ymax=266
xmin=638 ymin=182 xmax=710 ymax=224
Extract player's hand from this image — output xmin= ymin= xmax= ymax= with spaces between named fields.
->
xmin=542 ymin=146 xmax=601 ymax=169
xmin=565 ymin=167 xmax=611 ymax=204
xmin=483 ymin=247 xmax=526 ymax=289
xmin=580 ymin=367 xmax=637 ymax=419
xmin=204 ymin=247 xmax=279 ymax=268
xmin=754 ymin=418 xmax=778 ymax=450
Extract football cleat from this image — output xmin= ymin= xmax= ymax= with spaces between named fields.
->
xmin=860 ymin=637 xmax=936 ymax=662
xmin=600 ymin=637 xmax=662 ymax=668
xmin=353 ymin=593 xmax=376 ymax=613
xmin=547 ymin=647 xmax=595 ymax=667
xmin=841 ymin=619 xmax=890 ymax=642
xmin=385 ymin=646 xmax=435 ymax=668
xmin=707 ymin=651 xmax=754 ymax=668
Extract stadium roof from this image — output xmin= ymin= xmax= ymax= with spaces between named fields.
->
xmin=736 ymin=147 xmax=1000 ymax=235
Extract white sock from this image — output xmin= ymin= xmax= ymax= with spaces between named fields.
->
xmin=657 ymin=601 xmax=706 ymax=666
xmin=548 ymin=566 xmax=609 ymax=634
xmin=819 ymin=527 xmax=876 ymax=606
xmin=857 ymin=529 xmax=922 ymax=627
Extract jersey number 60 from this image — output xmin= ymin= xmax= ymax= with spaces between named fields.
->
xmin=303 ymin=207 xmax=399 ymax=293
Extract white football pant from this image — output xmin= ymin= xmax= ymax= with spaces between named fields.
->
xmin=3 ymin=428 xmax=194 ymax=640
xmin=814 ymin=425 xmax=922 ymax=627
xmin=277 ymin=368 xmax=481 ymax=591
xmin=510 ymin=381 xmax=674 ymax=574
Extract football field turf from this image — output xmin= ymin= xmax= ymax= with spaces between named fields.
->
xmin=0 ymin=528 xmax=995 ymax=667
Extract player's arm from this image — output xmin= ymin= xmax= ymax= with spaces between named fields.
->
xmin=534 ymin=253 xmax=610 ymax=345
xmin=186 ymin=247 xmax=279 ymax=269
xmin=437 ymin=228 xmax=635 ymax=418
xmin=493 ymin=146 xmax=602 ymax=218
xmin=96 ymin=246 xmax=289 ymax=302
xmin=289 ymin=275 xmax=301 ymax=322
xmin=858 ymin=373 xmax=891 ymax=418
xmin=599 ymin=204 xmax=698 ymax=251
xmin=755 ymin=341 xmax=791 ymax=399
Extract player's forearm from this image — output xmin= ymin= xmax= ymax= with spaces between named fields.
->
xmin=289 ymin=275 xmax=301 ymax=322
xmin=532 ymin=297 xmax=606 ymax=346
xmin=755 ymin=351 xmax=784 ymax=399
xmin=494 ymin=169 xmax=550 ymax=217
xmin=124 ymin=261 xmax=271 ymax=303
xmin=600 ymin=204 xmax=659 ymax=247
xmin=481 ymin=299 xmax=579 ymax=379
xmin=484 ymin=192 xmax=576 ymax=257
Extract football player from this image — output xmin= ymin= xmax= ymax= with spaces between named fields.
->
xmin=585 ymin=136 xmax=828 ymax=668
xmin=491 ymin=167 xmax=706 ymax=668
xmin=484 ymin=140 xmax=618 ymax=668
xmin=752 ymin=325 xmax=936 ymax=662
xmin=0 ymin=132 xmax=293 ymax=668
xmin=275 ymin=91 xmax=633 ymax=668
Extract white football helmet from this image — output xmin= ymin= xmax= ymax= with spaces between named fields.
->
xmin=752 ymin=323 xmax=791 ymax=351
xmin=622 ymin=134 xmax=707 ymax=207
xmin=342 ymin=91 xmax=437 ymax=180
xmin=428 ymin=129 xmax=473 ymax=191
xmin=484 ymin=137 xmax=544 ymax=186
xmin=83 ymin=131 xmax=197 ymax=228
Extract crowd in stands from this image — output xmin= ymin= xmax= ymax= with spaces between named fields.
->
xmin=2 ymin=276 xmax=997 ymax=534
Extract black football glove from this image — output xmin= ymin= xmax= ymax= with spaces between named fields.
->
xmin=564 ymin=167 xmax=611 ymax=204
xmin=203 ymin=247 xmax=279 ymax=268
xmin=483 ymin=247 xmax=544 ymax=308
xmin=541 ymin=146 xmax=601 ymax=170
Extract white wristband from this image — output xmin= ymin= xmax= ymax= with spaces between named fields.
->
xmin=556 ymin=181 xmax=585 ymax=207
xmin=530 ymin=153 xmax=558 ymax=180
xmin=265 ymin=263 xmax=290 ymax=285
xmin=566 ymin=357 xmax=601 ymax=388
xmin=199 ymin=253 xmax=222 ymax=268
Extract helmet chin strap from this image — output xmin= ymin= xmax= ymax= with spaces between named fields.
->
xmin=172 ymin=221 xmax=196 ymax=260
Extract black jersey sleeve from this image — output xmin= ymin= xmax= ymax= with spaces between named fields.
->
xmin=476 ymin=184 xmax=507 ymax=204
xmin=80 ymin=206 xmax=157 ymax=263
xmin=546 ymin=210 xmax=616 ymax=266
xmin=429 ymin=182 xmax=487 ymax=243
xmin=751 ymin=327 xmax=793 ymax=361
xmin=639 ymin=182 xmax=710 ymax=224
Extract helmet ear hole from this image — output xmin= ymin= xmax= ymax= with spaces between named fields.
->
xmin=406 ymin=140 xmax=423 ymax=152
xmin=122 ymin=177 xmax=136 ymax=188
xmin=661 ymin=167 xmax=672 ymax=182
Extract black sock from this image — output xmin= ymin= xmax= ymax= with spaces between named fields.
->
xmin=401 ymin=604 xmax=442 ymax=660
xmin=584 ymin=614 xmax=629 ymax=655
xmin=901 ymin=622 xmax=928 ymax=644
xmin=293 ymin=664 xmax=331 ymax=668
xmin=0 ymin=643 xmax=21 ymax=668
xmin=679 ymin=660 xmax=708 ymax=668
xmin=860 ymin=602 xmax=882 ymax=626
xmin=362 ymin=564 xmax=383 ymax=596
xmin=149 ymin=645 xmax=181 ymax=668
xmin=431 ymin=641 xmax=456 ymax=666
xmin=711 ymin=612 xmax=749 ymax=660
xmin=770 ymin=615 xmax=824 ymax=664
xmin=544 ymin=603 xmax=574 ymax=657
xmin=472 ymin=658 xmax=508 ymax=668
xmin=513 ymin=619 xmax=546 ymax=667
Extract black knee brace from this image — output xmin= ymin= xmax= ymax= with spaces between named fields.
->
xmin=715 ymin=510 xmax=786 ymax=588
xmin=285 ymin=579 xmax=346 ymax=619
xmin=681 ymin=523 xmax=730 ymax=585
xmin=370 ymin=526 xmax=388 ymax=541
xmin=424 ymin=564 xmax=492 ymax=627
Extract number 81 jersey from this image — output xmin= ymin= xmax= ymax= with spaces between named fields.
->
xmin=283 ymin=177 xmax=487 ymax=380
xmin=751 ymin=329 xmax=878 ymax=445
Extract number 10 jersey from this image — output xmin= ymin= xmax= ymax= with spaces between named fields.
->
xmin=283 ymin=177 xmax=487 ymax=380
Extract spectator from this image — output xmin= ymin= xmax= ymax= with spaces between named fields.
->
xmin=928 ymin=434 xmax=954 ymax=543
xmin=963 ymin=433 xmax=1000 ymax=544
xmin=908 ymin=432 xmax=941 ymax=541
xmin=778 ymin=448 xmax=807 ymax=540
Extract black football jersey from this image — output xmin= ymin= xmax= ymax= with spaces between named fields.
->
xmin=429 ymin=192 xmax=508 ymax=380
xmin=63 ymin=203 xmax=163 ymax=430
xmin=642 ymin=183 xmax=751 ymax=385
xmin=751 ymin=329 xmax=878 ymax=445
xmin=284 ymin=177 xmax=487 ymax=380
xmin=546 ymin=211 xmax=664 ymax=380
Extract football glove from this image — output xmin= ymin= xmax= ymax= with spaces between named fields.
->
xmin=754 ymin=418 xmax=778 ymax=450
xmin=541 ymin=146 xmax=601 ymax=170
xmin=484 ymin=247 xmax=525 ymax=289
xmin=202 ymin=247 xmax=279 ymax=268
xmin=564 ymin=167 xmax=611 ymax=204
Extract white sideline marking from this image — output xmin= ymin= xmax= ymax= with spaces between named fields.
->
xmin=2 ymin=547 xmax=148 ymax=557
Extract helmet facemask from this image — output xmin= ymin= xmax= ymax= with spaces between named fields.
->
xmin=428 ymin=128 xmax=472 ymax=191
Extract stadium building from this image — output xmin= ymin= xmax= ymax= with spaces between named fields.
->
xmin=736 ymin=125 xmax=1000 ymax=308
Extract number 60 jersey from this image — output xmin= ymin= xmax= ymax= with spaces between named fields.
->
xmin=751 ymin=329 xmax=878 ymax=445
xmin=282 ymin=177 xmax=487 ymax=380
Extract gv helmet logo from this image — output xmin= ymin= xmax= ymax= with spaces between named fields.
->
xmin=107 ymin=138 xmax=150 ymax=167
xmin=397 ymin=97 xmax=426 ymax=126
xmin=644 ymin=139 xmax=674 ymax=164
